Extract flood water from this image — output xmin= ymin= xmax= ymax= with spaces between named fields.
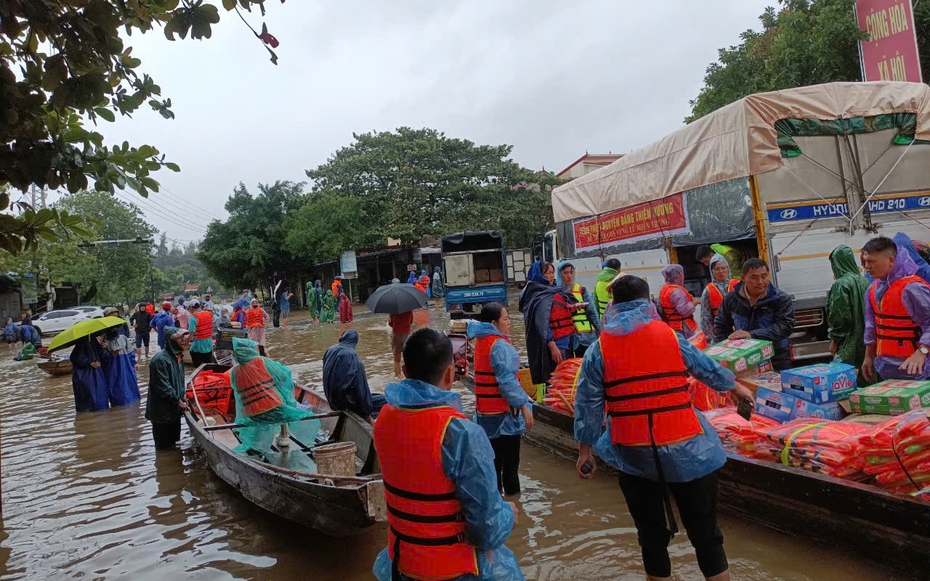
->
xmin=0 ymin=306 xmax=910 ymax=580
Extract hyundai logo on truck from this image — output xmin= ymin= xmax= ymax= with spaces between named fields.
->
xmin=768 ymin=192 xmax=930 ymax=223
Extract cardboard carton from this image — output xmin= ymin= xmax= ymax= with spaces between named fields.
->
xmin=794 ymin=399 xmax=845 ymax=421
xmin=848 ymin=380 xmax=930 ymax=415
xmin=705 ymin=339 xmax=774 ymax=373
xmin=754 ymin=386 xmax=798 ymax=423
xmin=737 ymin=371 xmax=782 ymax=397
xmin=780 ymin=363 xmax=857 ymax=403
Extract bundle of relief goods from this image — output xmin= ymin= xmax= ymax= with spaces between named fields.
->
xmin=545 ymin=358 xmax=583 ymax=413
xmin=688 ymin=332 xmax=729 ymax=411
xmin=858 ymin=411 xmax=930 ymax=495
xmin=849 ymin=380 xmax=930 ymax=415
xmin=702 ymin=409 xmax=779 ymax=456
xmin=780 ymin=363 xmax=857 ymax=403
xmin=186 ymin=370 xmax=233 ymax=417
xmin=704 ymin=338 xmax=774 ymax=373
xmin=751 ymin=419 xmax=871 ymax=478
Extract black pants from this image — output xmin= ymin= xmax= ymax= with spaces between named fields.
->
xmin=152 ymin=420 xmax=182 ymax=451
xmin=190 ymin=350 xmax=214 ymax=366
xmin=618 ymin=470 xmax=727 ymax=579
xmin=490 ymin=434 xmax=522 ymax=495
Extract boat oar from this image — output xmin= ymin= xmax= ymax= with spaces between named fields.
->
xmin=203 ymin=411 xmax=341 ymax=432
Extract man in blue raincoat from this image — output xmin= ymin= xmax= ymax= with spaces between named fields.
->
xmin=322 ymin=329 xmax=385 ymax=425
xmin=150 ymin=302 xmax=175 ymax=350
xmin=372 ymin=328 xmax=524 ymax=581
xmin=17 ymin=323 xmax=41 ymax=348
xmin=574 ymin=275 xmax=752 ymax=581
xmin=71 ymin=335 xmax=109 ymax=412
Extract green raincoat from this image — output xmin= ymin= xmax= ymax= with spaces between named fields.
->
xmin=320 ymin=290 xmax=336 ymax=323
xmin=711 ymin=243 xmax=744 ymax=277
xmin=827 ymin=245 xmax=871 ymax=370
xmin=594 ymin=266 xmax=619 ymax=318
xmin=145 ymin=326 xmax=186 ymax=424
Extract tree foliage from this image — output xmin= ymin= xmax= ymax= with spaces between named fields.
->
xmin=0 ymin=0 xmax=281 ymax=254
xmin=687 ymin=0 xmax=883 ymax=122
xmin=198 ymin=180 xmax=303 ymax=291
xmin=305 ymin=127 xmax=554 ymax=248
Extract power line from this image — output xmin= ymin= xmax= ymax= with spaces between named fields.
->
xmin=112 ymin=190 xmax=207 ymax=235
xmin=157 ymin=184 xmax=226 ymax=222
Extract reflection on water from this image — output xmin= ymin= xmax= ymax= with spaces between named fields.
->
xmin=0 ymin=307 xmax=907 ymax=580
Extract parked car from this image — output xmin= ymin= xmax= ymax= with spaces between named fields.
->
xmin=26 ymin=309 xmax=89 ymax=336
xmin=73 ymin=306 xmax=106 ymax=319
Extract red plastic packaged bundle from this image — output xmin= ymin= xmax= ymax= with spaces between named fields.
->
xmin=857 ymin=411 xmax=930 ymax=492
xmin=690 ymin=376 xmax=730 ymax=411
xmin=702 ymin=409 xmax=779 ymax=456
xmin=544 ymin=358 xmax=583 ymax=413
xmin=186 ymin=370 xmax=233 ymax=416
xmin=753 ymin=419 xmax=871 ymax=478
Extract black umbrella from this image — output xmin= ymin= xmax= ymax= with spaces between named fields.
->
xmin=365 ymin=282 xmax=427 ymax=314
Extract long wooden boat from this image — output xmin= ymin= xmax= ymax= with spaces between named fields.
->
xmin=38 ymin=356 xmax=72 ymax=376
xmin=525 ymin=400 xmax=930 ymax=572
xmin=183 ymin=364 xmax=385 ymax=537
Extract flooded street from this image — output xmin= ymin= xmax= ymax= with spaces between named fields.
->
xmin=0 ymin=306 xmax=908 ymax=580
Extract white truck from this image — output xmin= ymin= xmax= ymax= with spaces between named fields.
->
xmin=546 ymin=81 xmax=930 ymax=364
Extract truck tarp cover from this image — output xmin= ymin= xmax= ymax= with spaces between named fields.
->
xmin=551 ymin=81 xmax=930 ymax=223
xmin=441 ymin=231 xmax=503 ymax=253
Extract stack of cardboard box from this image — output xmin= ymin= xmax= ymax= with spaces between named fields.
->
xmin=747 ymin=363 xmax=857 ymax=423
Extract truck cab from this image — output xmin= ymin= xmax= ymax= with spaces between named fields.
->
xmin=442 ymin=231 xmax=508 ymax=317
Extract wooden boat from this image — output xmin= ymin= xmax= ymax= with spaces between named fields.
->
xmin=183 ymin=364 xmax=385 ymax=537
xmin=37 ymin=356 xmax=72 ymax=376
xmin=524 ymin=400 xmax=930 ymax=572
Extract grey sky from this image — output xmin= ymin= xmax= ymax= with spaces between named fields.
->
xmin=66 ymin=0 xmax=774 ymax=242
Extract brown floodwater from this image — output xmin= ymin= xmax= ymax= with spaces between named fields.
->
xmin=0 ymin=306 xmax=909 ymax=580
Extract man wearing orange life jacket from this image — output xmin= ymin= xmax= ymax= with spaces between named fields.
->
xmin=372 ymin=328 xmax=523 ymax=581
xmin=187 ymin=301 xmax=215 ymax=366
xmin=862 ymin=236 xmax=930 ymax=382
xmin=574 ymin=275 xmax=752 ymax=581
xmin=245 ymin=299 xmax=270 ymax=356
xmin=699 ymin=254 xmax=739 ymax=342
xmin=658 ymin=264 xmax=697 ymax=338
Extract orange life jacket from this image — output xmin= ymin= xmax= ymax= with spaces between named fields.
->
xmin=601 ymin=321 xmax=703 ymax=447
xmin=193 ymin=310 xmax=213 ymax=340
xmin=473 ymin=336 xmax=518 ymax=416
xmin=246 ymin=307 xmax=265 ymax=328
xmin=549 ymin=293 xmax=575 ymax=340
xmin=705 ymin=279 xmax=739 ymax=321
xmin=659 ymin=284 xmax=696 ymax=333
xmin=230 ymin=357 xmax=283 ymax=418
xmin=869 ymin=276 xmax=930 ymax=358
xmin=374 ymin=404 xmax=479 ymax=581
xmin=331 ymin=281 xmax=340 ymax=296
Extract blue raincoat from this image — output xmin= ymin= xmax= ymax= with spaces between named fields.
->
xmin=864 ymin=244 xmax=930 ymax=380
xmin=466 ymin=321 xmax=530 ymax=439
xmin=574 ymin=299 xmax=736 ymax=482
xmin=71 ymin=336 xmax=109 ymax=412
xmin=407 ymin=271 xmax=417 ymax=285
xmin=893 ymin=232 xmax=930 ymax=284
xmin=372 ymin=379 xmax=524 ymax=581
xmin=322 ymin=330 xmax=385 ymax=419
xmin=150 ymin=310 xmax=174 ymax=349
xmin=3 ymin=319 xmax=16 ymax=343
xmin=18 ymin=324 xmax=41 ymax=346
xmin=103 ymin=332 xmax=141 ymax=406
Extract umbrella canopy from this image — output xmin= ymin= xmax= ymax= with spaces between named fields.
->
xmin=47 ymin=316 xmax=128 ymax=353
xmin=365 ymin=283 xmax=426 ymax=314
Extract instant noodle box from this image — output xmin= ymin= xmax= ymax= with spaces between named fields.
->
xmin=779 ymin=362 xmax=857 ymax=403
xmin=754 ymin=386 xmax=798 ymax=424
xmin=794 ymin=399 xmax=844 ymax=421
xmin=848 ymin=380 xmax=930 ymax=415
xmin=704 ymin=339 xmax=774 ymax=373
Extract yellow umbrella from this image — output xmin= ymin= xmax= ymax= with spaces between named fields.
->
xmin=47 ymin=316 xmax=128 ymax=353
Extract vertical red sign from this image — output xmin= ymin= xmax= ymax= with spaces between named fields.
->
xmin=856 ymin=0 xmax=922 ymax=82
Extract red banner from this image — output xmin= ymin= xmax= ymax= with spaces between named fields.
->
xmin=857 ymin=0 xmax=922 ymax=82
xmin=572 ymin=193 xmax=689 ymax=251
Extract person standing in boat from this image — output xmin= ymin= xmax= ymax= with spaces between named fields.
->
xmin=861 ymin=236 xmax=930 ymax=382
xmin=71 ymin=334 xmax=109 ymax=412
xmin=468 ymin=303 xmax=533 ymax=496
xmin=372 ymin=328 xmax=524 ymax=581
xmin=322 ymin=329 xmax=384 ymax=425
xmin=146 ymin=327 xmax=191 ymax=451
xmin=187 ymin=300 xmax=215 ymax=366
xmin=574 ymin=275 xmax=753 ymax=581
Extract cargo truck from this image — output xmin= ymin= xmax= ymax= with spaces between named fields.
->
xmin=546 ymin=82 xmax=930 ymax=364
xmin=442 ymin=231 xmax=508 ymax=317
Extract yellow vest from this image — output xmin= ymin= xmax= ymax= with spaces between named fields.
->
xmin=571 ymin=284 xmax=593 ymax=333
xmin=594 ymin=280 xmax=611 ymax=319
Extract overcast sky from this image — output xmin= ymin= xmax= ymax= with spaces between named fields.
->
xmin=52 ymin=0 xmax=774 ymax=243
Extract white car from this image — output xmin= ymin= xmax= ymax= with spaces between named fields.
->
xmin=29 ymin=309 xmax=91 ymax=336
xmin=73 ymin=306 xmax=106 ymax=319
